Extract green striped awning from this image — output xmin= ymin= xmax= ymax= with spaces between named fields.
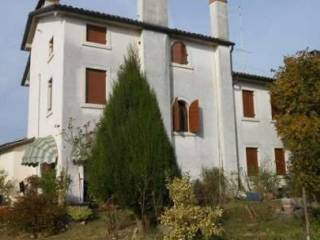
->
xmin=22 ymin=136 xmax=58 ymax=167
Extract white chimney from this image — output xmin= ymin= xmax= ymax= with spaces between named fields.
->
xmin=44 ymin=0 xmax=60 ymax=7
xmin=209 ymin=0 xmax=229 ymax=40
xmin=138 ymin=0 xmax=168 ymax=27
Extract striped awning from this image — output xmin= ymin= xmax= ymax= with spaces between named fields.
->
xmin=22 ymin=136 xmax=58 ymax=167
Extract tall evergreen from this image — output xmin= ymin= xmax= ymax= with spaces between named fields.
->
xmin=88 ymin=47 xmax=180 ymax=221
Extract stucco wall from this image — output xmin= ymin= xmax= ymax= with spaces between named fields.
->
xmin=234 ymin=81 xmax=287 ymax=176
xmin=0 ymin=145 xmax=36 ymax=183
xmin=171 ymin=40 xmax=220 ymax=178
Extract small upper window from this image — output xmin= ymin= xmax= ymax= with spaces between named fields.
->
xmin=171 ymin=41 xmax=188 ymax=65
xmin=49 ymin=37 xmax=54 ymax=57
xmin=86 ymin=24 xmax=107 ymax=45
xmin=47 ymin=79 xmax=53 ymax=112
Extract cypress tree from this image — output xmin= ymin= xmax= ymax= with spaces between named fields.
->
xmin=88 ymin=47 xmax=180 ymax=222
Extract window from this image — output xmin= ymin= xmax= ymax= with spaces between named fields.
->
xmin=172 ymin=99 xmax=200 ymax=133
xmin=86 ymin=24 xmax=107 ymax=45
xmin=171 ymin=41 xmax=188 ymax=65
xmin=47 ymin=79 xmax=53 ymax=112
xmin=271 ymin=103 xmax=280 ymax=120
xmin=246 ymin=147 xmax=258 ymax=176
xmin=275 ymin=148 xmax=286 ymax=175
xmin=86 ymin=68 xmax=106 ymax=105
xmin=49 ymin=37 xmax=54 ymax=57
xmin=242 ymin=90 xmax=255 ymax=118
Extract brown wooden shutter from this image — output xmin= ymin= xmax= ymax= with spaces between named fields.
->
xmin=86 ymin=25 xmax=107 ymax=45
xmin=275 ymin=148 xmax=286 ymax=175
xmin=172 ymin=98 xmax=180 ymax=132
xmin=271 ymin=103 xmax=280 ymax=119
xmin=171 ymin=42 xmax=188 ymax=65
xmin=86 ymin=68 xmax=106 ymax=105
xmin=246 ymin=148 xmax=258 ymax=176
xmin=189 ymin=100 xmax=200 ymax=133
xmin=242 ymin=90 xmax=255 ymax=118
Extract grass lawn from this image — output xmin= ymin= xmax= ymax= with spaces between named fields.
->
xmin=0 ymin=200 xmax=319 ymax=240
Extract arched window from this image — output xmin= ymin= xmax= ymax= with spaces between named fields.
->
xmin=171 ymin=41 xmax=188 ymax=65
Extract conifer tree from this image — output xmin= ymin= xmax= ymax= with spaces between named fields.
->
xmin=88 ymin=47 xmax=180 ymax=222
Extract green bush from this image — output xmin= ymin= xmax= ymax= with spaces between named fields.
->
xmin=0 ymin=170 xmax=15 ymax=204
xmin=161 ymin=176 xmax=223 ymax=240
xmin=67 ymin=206 xmax=93 ymax=222
xmin=88 ymin=47 xmax=180 ymax=225
xmin=194 ymin=168 xmax=229 ymax=206
xmin=248 ymin=168 xmax=280 ymax=198
xmin=5 ymin=193 xmax=67 ymax=238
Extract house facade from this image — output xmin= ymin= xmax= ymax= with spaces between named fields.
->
xmin=12 ymin=0 xmax=287 ymax=201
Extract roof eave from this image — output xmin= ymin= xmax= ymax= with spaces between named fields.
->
xmin=0 ymin=138 xmax=35 ymax=154
xmin=233 ymin=72 xmax=275 ymax=85
xmin=21 ymin=5 xmax=235 ymax=51
xmin=21 ymin=56 xmax=30 ymax=87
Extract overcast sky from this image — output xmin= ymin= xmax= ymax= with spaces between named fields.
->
xmin=0 ymin=0 xmax=319 ymax=144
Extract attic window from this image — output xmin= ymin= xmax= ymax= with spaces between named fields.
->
xmin=86 ymin=24 xmax=107 ymax=45
xmin=171 ymin=41 xmax=188 ymax=65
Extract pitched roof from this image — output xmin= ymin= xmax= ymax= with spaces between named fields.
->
xmin=233 ymin=71 xmax=275 ymax=84
xmin=21 ymin=4 xmax=235 ymax=51
xmin=0 ymin=138 xmax=35 ymax=154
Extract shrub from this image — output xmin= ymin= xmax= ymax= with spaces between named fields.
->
xmin=6 ymin=193 xmax=67 ymax=238
xmin=247 ymin=168 xmax=280 ymax=198
xmin=0 ymin=170 xmax=15 ymax=205
xmin=67 ymin=206 xmax=93 ymax=222
xmin=194 ymin=168 xmax=229 ymax=206
xmin=88 ymin=47 xmax=180 ymax=225
xmin=161 ymin=176 xmax=223 ymax=240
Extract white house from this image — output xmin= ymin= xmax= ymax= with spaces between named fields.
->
xmin=0 ymin=0 xmax=287 ymax=202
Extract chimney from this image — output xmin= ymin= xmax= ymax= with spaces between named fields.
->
xmin=138 ymin=0 xmax=168 ymax=27
xmin=209 ymin=0 xmax=229 ymax=40
xmin=43 ymin=0 xmax=60 ymax=7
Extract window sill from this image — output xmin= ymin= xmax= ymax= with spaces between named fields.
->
xmin=80 ymin=103 xmax=105 ymax=110
xmin=173 ymin=132 xmax=196 ymax=137
xmin=46 ymin=111 xmax=53 ymax=118
xmin=83 ymin=42 xmax=111 ymax=50
xmin=241 ymin=117 xmax=260 ymax=123
xmin=171 ymin=63 xmax=194 ymax=70
xmin=48 ymin=54 xmax=54 ymax=63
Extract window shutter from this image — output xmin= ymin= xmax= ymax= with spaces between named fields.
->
xmin=172 ymin=98 xmax=180 ymax=132
xmin=86 ymin=69 xmax=106 ymax=105
xmin=86 ymin=25 xmax=107 ymax=45
xmin=189 ymin=99 xmax=200 ymax=134
xmin=246 ymin=148 xmax=258 ymax=176
xmin=271 ymin=103 xmax=280 ymax=119
xmin=171 ymin=42 xmax=188 ymax=65
xmin=243 ymin=90 xmax=255 ymax=118
xmin=275 ymin=148 xmax=286 ymax=175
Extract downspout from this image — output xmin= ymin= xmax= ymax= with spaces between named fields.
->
xmin=230 ymin=45 xmax=242 ymax=190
